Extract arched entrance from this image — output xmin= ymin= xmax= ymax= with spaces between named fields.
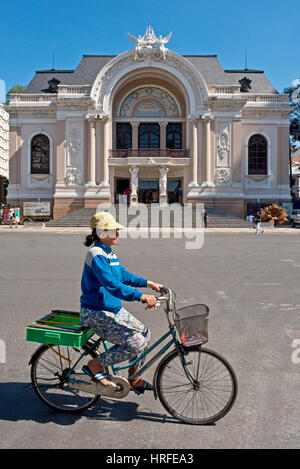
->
xmin=85 ymin=39 xmax=208 ymax=206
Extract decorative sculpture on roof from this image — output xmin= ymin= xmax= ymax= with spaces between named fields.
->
xmin=41 ymin=77 xmax=60 ymax=93
xmin=239 ymin=77 xmax=252 ymax=93
xmin=128 ymin=26 xmax=172 ymax=61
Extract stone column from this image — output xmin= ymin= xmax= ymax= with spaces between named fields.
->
xmin=87 ymin=118 xmax=96 ymax=185
xmin=159 ymin=122 xmax=167 ymax=150
xmin=203 ymin=115 xmax=213 ymax=185
xmin=55 ymin=120 xmax=66 ymax=185
xmin=197 ymin=119 xmax=203 ymax=185
xmin=232 ymin=119 xmax=242 ymax=184
xmin=95 ymin=118 xmax=104 ymax=185
xmin=131 ymin=121 xmax=139 ymax=150
xmin=188 ymin=118 xmax=199 ymax=187
xmin=101 ymin=117 xmax=110 ymax=186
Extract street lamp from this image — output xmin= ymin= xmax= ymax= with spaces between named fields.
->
xmin=289 ymin=143 xmax=295 ymax=201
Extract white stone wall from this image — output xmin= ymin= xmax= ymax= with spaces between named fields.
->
xmin=0 ymin=104 xmax=9 ymax=178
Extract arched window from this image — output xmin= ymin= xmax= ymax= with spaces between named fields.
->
xmin=248 ymin=134 xmax=268 ymax=175
xmin=166 ymin=123 xmax=182 ymax=149
xmin=116 ymin=123 xmax=132 ymax=149
xmin=31 ymin=134 xmax=50 ymax=174
xmin=138 ymin=123 xmax=160 ymax=148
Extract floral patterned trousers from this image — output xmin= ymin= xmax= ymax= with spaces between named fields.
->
xmin=80 ymin=306 xmax=150 ymax=368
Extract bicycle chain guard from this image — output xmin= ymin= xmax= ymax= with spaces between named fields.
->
xmin=67 ymin=373 xmax=131 ymax=399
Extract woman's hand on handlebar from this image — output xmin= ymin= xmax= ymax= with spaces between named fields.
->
xmin=140 ymin=294 xmax=157 ymax=309
xmin=147 ymin=280 xmax=164 ymax=292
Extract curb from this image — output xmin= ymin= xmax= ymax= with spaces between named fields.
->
xmin=0 ymin=226 xmax=299 ymax=234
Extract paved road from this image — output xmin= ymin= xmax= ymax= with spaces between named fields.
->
xmin=1 ymin=231 xmax=300 ymax=449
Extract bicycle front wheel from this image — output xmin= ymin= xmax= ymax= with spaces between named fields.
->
xmin=30 ymin=343 xmax=100 ymax=413
xmin=156 ymin=347 xmax=237 ymax=425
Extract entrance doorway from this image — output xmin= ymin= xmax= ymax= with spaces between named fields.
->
xmin=115 ymin=178 xmax=130 ymax=202
xmin=138 ymin=179 xmax=159 ymax=203
xmin=167 ymin=180 xmax=182 ymax=204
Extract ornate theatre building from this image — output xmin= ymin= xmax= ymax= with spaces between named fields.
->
xmin=7 ymin=27 xmax=291 ymax=218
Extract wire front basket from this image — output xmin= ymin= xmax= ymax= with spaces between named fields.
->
xmin=175 ymin=304 xmax=209 ymax=346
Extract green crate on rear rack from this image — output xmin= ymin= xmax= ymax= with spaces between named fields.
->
xmin=26 ymin=310 xmax=94 ymax=347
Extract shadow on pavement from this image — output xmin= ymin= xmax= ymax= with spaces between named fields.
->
xmin=0 ymin=382 xmax=182 ymax=425
xmin=0 ymin=382 xmax=81 ymax=425
xmin=87 ymin=398 xmax=181 ymax=425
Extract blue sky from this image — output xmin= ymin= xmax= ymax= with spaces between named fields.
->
xmin=0 ymin=0 xmax=299 ymax=101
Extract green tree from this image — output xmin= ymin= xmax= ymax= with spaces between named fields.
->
xmin=6 ymin=84 xmax=26 ymax=104
xmin=4 ymin=177 xmax=9 ymax=200
xmin=0 ymin=176 xmax=8 ymax=203
xmin=284 ymin=81 xmax=300 ymax=147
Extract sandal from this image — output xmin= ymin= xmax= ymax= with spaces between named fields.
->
xmin=130 ymin=378 xmax=153 ymax=392
xmin=82 ymin=365 xmax=110 ymax=385
xmin=128 ymin=367 xmax=153 ymax=392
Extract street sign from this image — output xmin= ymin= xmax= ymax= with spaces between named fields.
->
xmin=23 ymin=201 xmax=51 ymax=217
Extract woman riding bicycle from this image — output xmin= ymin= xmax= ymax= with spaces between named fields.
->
xmin=80 ymin=211 xmax=163 ymax=392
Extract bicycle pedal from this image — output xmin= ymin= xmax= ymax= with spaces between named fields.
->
xmin=130 ymin=387 xmax=144 ymax=395
xmin=68 ymin=373 xmax=130 ymax=399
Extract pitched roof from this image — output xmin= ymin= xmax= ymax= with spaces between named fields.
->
xmin=24 ymin=70 xmax=76 ymax=93
xmin=23 ymin=53 xmax=278 ymax=94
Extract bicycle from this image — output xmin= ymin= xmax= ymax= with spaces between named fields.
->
xmin=28 ymin=287 xmax=238 ymax=425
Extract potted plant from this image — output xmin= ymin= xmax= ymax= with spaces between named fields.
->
xmin=258 ymin=204 xmax=288 ymax=228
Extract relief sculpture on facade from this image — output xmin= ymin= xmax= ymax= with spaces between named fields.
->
xmin=66 ymin=126 xmax=82 ymax=167
xmin=214 ymin=168 xmax=232 ymax=186
xmin=216 ymin=128 xmax=230 ymax=167
xmin=64 ymin=167 xmax=82 ymax=186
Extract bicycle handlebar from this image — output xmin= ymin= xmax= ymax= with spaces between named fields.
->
xmin=144 ymin=286 xmax=175 ymax=328
xmin=143 ymin=286 xmax=173 ymax=310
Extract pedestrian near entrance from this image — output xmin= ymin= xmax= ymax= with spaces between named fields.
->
xmin=247 ymin=214 xmax=255 ymax=228
xmin=9 ymin=208 xmax=20 ymax=228
xmin=14 ymin=208 xmax=20 ymax=228
xmin=147 ymin=189 xmax=153 ymax=204
xmin=255 ymin=214 xmax=264 ymax=235
xmin=203 ymin=209 xmax=208 ymax=228
xmin=177 ymin=186 xmax=183 ymax=205
xmin=80 ymin=211 xmax=163 ymax=392
xmin=123 ymin=188 xmax=130 ymax=205
xmin=8 ymin=209 xmax=14 ymax=228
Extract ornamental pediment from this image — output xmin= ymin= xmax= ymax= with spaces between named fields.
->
xmin=128 ymin=26 xmax=172 ymax=61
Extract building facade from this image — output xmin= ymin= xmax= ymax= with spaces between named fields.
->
xmin=0 ymin=104 xmax=9 ymax=202
xmin=6 ymin=27 xmax=291 ymax=218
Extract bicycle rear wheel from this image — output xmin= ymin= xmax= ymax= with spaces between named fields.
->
xmin=156 ymin=347 xmax=237 ymax=425
xmin=30 ymin=343 xmax=100 ymax=413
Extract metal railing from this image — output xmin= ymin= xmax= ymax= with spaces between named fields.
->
xmin=109 ymin=149 xmax=190 ymax=159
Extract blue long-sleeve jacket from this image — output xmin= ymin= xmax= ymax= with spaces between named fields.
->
xmin=80 ymin=241 xmax=148 ymax=313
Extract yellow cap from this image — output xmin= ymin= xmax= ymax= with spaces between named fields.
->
xmin=90 ymin=211 xmax=124 ymax=230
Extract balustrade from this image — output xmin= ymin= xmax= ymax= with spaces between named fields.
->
xmin=108 ymin=149 xmax=190 ymax=158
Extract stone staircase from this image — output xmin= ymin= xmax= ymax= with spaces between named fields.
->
xmin=45 ymin=205 xmax=250 ymax=228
